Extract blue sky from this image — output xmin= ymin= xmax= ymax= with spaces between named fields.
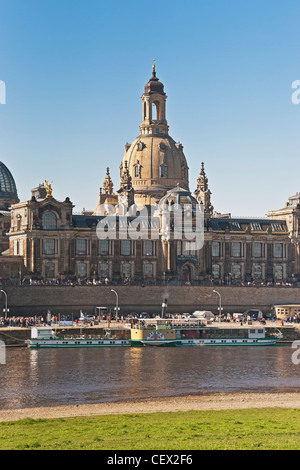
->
xmin=0 ymin=0 xmax=299 ymax=216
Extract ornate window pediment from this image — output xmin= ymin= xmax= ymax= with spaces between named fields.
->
xmin=136 ymin=141 xmax=145 ymax=151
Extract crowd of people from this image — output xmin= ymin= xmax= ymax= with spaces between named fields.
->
xmin=0 ymin=316 xmax=46 ymax=328
xmin=1 ymin=312 xmax=300 ymax=328
xmin=0 ymin=277 xmax=297 ymax=287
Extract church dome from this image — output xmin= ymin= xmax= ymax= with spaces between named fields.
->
xmin=0 ymin=162 xmax=18 ymax=197
xmin=0 ymin=162 xmax=19 ymax=208
xmin=122 ymin=134 xmax=189 ymax=205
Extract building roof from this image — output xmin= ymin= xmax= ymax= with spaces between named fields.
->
xmin=72 ymin=215 xmax=101 ymax=229
xmin=210 ymin=218 xmax=288 ymax=233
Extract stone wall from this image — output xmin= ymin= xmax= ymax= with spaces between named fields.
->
xmin=2 ymin=285 xmax=300 ymax=316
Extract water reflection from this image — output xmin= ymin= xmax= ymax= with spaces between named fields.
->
xmin=0 ymin=346 xmax=299 ymax=409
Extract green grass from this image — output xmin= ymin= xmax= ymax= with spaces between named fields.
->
xmin=0 ymin=408 xmax=300 ymax=450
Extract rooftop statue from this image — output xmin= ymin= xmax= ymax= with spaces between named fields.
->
xmin=45 ymin=180 xmax=52 ymax=197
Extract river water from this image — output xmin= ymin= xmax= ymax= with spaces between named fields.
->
xmin=0 ymin=345 xmax=300 ymax=409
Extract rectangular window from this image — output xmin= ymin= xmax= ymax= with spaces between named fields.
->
xmin=78 ymin=262 xmax=87 ymax=276
xmin=232 ymin=242 xmax=241 ymax=258
xmin=99 ymin=262 xmax=109 ymax=278
xmin=274 ymin=265 xmax=283 ymax=280
xmin=160 ymin=165 xmax=167 ymax=177
xmin=274 ymin=243 xmax=283 ymax=258
xmin=144 ymin=240 xmax=153 ymax=256
xmin=253 ymin=242 xmax=262 ymax=258
xmin=14 ymin=240 xmax=24 ymax=256
xmin=232 ymin=264 xmax=241 ymax=279
xmin=45 ymin=262 xmax=55 ymax=278
xmin=253 ymin=264 xmax=262 ymax=279
xmin=122 ymin=263 xmax=131 ymax=277
xmin=121 ymin=240 xmax=131 ymax=256
xmin=212 ymin=241 xmax=220 ymax=257
xmin=212 ymin=264 xmax=220 ymax=279
xmin=43 ymin=239 xmax=55 ymax=255
xmin=99 ymin=240 xmax=109 ymax=256
xmin=10 ymin=264 xmax=19 ymax=279
xmin=77 ymin=239 xmax=87 ymax=255
xmin=144 ymin=263 xmax=153 ymax=275
xmin=183 ymin=241 xmax=195 ymax=255
xmin=14 ymin=240 xmax=19 ymax=255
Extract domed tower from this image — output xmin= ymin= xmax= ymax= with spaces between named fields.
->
xmin=0 ymin=161 xmax=19 ymax=210
xmin=120 ymin=62 xmax=189 ymax=206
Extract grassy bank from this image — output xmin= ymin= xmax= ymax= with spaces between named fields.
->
xmin=1 ymin=408 xmax=300 ymax=450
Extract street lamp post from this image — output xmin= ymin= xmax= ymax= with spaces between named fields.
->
xmin=212 ymin=289 xmax=222 ymax=321
xmin=111 ymin=289 xmax=119 ymax=322
xmin=1 ymin=290 xmax=8 ymax=320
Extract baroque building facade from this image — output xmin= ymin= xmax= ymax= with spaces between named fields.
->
xmin=4 ymin=65 xmax=300 ymax=285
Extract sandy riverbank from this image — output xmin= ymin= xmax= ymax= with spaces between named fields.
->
xmin=0 ymin=392 xmax=300 ymax=422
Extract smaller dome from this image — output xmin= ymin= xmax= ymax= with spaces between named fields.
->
xmin=144 ymin=70 xmax=165 ymax=95
xmin=158 ymin=185 xmax=198 ymax=211
xmin=0 ymin=162 xmax=18 ymax=198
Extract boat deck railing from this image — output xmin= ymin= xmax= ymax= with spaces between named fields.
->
xmin=133 ymin=319 xmax=206 ymax=330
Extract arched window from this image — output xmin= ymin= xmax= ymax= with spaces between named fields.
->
xmin=42 ymin=212 xmax=57 ymax=230
xmin=16 ymin=216 xmax=21 ymax=231
xmin=152 ymin=102 xmax=159 ymax=120
xmin=134 ymin=162 xmax=142 ymax=178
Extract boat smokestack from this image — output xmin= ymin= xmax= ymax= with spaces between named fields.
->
xmin=161 ymin=298 xmax=167 ymax=318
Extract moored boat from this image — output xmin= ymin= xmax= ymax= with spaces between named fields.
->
xmin=130 ymin=318 xmax=283 ymax=347
xmin=28 ymin=327 xmax=131 ymax=348
xmin=27 ymin=320 xmax=283 ymax=349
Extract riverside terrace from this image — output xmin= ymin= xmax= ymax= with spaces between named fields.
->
xmin=2 ymin=284 xmax=300 ymax=317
